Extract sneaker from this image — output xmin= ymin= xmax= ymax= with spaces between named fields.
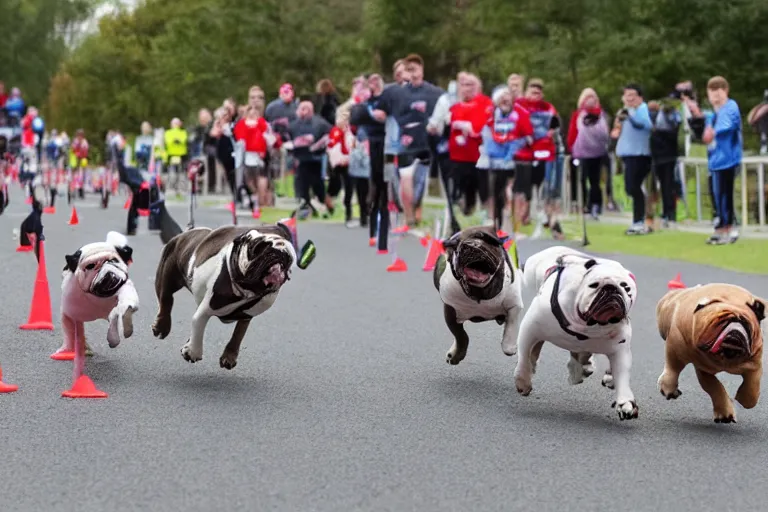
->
xmin=531 ymin=222 xmax=544 ymax=240
xmin=706 ymin=233 xmax=728 ymax=245
xmin=590 ymin=204 xmax=600 ymax=221
xmin=345 ymin=219 xmax=360 ymax=228
xmin=625 ymin=222 xmax=650 ymax=235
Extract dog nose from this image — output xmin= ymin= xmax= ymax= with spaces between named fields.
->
xmin=602 ymin=284 xmax=620 ymax=294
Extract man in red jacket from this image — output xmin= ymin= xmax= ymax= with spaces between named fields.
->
xmin=513 ymin=79 xmax=558 ymax=233
xmin=448 ymin=73 xmax=494 ymax=217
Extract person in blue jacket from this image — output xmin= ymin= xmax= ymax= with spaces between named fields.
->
xmin=4 ymin=88 xmax=26 ymax=127
xmin=702 ymin=76 xmax=742 ymax=245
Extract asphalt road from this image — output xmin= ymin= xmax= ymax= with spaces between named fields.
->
xmin=1 ymin=193 xmax=767 ymax=512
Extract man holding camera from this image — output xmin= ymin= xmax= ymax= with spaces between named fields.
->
xmin=611 ymin=84 xmax=653 ymax=235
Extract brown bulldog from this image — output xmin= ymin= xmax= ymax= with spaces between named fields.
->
xmin=656 ymin=283 xmax=766 ymax=423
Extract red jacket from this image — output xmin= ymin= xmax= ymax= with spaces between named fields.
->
xmin=514 ymin=98 xmax=558 ymax=162
xmin=448 ymin=94 xmax=494 ymax=162
xmin=233 ymin=117 xmax=269 ymax=156
xmin=21 ymin=114 xmax=35 ymax=147
xmin=72 ymin=137 xmax=89 ymax=159
xmin=328 ymin=126 xmax=350 ymax=155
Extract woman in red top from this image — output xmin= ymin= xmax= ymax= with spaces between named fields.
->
xmin=233 ymin=96 xmax=275 ymax=215
xmin=448 ymin=73 xmax=494 ymax=217
xmin=326 ymin=107 xmax=368 ymax=225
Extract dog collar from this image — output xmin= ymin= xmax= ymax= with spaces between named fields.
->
xmin=547 ymin=263 xmax=589 ymax=341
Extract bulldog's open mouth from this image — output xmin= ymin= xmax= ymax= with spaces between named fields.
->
xmin=90 ymin=269 xmax=126 ymax=298
xmin=263 ymin=263 xmax=287 ymax=287
xmin=462 ymin=260 xmax=496 ymax=286
xmin=581 ymin=285 xmax=627 ymax=325
xmin=702 ymin=321 xmax=750 ymax=359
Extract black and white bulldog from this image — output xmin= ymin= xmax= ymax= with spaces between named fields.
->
xmin=433 ymin=226 xmax=524 ymax=365
xmin=54 ymin=232 xmax=139 ymax=381
xmin=151 ymin=221 xmax=314 ymax=369
xmin=514 ymin=246 xmax=639 ymax=420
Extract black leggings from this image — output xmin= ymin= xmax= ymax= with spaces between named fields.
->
xmin=581 ymin=157 xmax=603 ymax=212
xmin=492 ymin=170 xmax=515 ymax=232
xmin=622 ymin=156 xmax=652 ymax=224
xmin=654 ymin=160 xmax=677 ymax=221
xmin=368 ymin=140 xmax=389 ymax=251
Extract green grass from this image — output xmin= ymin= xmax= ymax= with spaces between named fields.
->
xmin=524 ymin=220 xmax=768 ymax=275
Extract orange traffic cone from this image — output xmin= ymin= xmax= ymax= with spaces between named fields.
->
xmin=50 ymin=351 xmax=75 ymax=361
xmin=419 ymin=234 xmax=431 ymax=247
xmin=61 ymin=375 xmax=108 ymax=399
xmin=252 ymin=207 xmax=261 ymax=219
xmin=19 ymin=240 xmax=54 ymax=330
xmin=422 ymin=239 xmax=444 ymax=272
xmin=67 ymin=206 xmax=79 ymax=225
xmin=123 ymin=195 xmax=131 ymax=209
xmin=43 ymin=206 xmax=55 ymax=214
xmin=668 ymin=273 xmax=686 ymax=290
xmin=16 ymin=233 xmax=35 ymax=252
xmin=0 ymin=366 xmax=18 ymax=393
xmin=387 ymin=257 xmax=408 ymax=272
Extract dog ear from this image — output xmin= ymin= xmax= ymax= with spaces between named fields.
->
xmin=476 ymin=230 xmax=504 ymax=247
xmin=749 ymin=299 xmax=766 ymax=322
xmin=442 ymin=232 xmax=461 ymax=250
xmin=64 ymin=250 xmax=81 ymax=273
xmin=584 ymin=259 xmax=598 ymax=270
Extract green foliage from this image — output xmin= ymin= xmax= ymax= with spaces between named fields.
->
xmin=45 ymin=0 xmax=768 ymax=150
xmin=0 ymin=0 xmax=96 ymax=107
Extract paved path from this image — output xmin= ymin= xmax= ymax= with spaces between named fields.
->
xmin=1 ymin=195 xmax=767 ymax=512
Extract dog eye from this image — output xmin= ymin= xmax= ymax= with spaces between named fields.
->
xmin=85 ymin=263 xmax=96 ymax=270
xmin=589 ymin=282 xmax=599 ymax=289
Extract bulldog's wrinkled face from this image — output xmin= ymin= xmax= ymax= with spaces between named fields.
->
xmin=574 ymin=259 xmax=636 ymax=326
xmin=444 ymin=227 xmax=505 ymax=289
xmin=693 ymin=291 xmax=765 ymax=361
xmin=65 ymin=243 xmax=130 ymax=298
xmin=231 ymin=229 xmax=297 ymax=292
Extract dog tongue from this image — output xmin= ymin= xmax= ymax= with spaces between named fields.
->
xmin=263 ymin=264 xmax=285 ymax=287
xmin=464 ymin=268 xmax=489 ymax=283
xmin=592 ymin=302 xmax=623 ymax=323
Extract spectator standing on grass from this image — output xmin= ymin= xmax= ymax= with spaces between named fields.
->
xmin=648 ymin=99 xmax=682 ymax=228
xmin=611 ymin=83 xmax=653 ymax=235
xmin=567 ymin=87 xmax=610 ymax=220
xmin=286 ymin=101 xmax=332 ymax=217
xmin=702 ymin=76 xmax=742 ymax=245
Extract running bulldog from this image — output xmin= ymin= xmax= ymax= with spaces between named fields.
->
xmin=515 ymin=246 xmax=639 ymax=420
xmin=656 ymin=283 xmax=765 ymax=423
xmin=433 ymin=226 xmax=524 ymax=365
xmin=54 ymin=232 xmax=139 ymax=384
xmin=151 ymin=220 xmax=315 ymax=369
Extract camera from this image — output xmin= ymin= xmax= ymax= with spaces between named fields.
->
xmin=616 ymin=108 xmax=629 ymax=121
xmin=670 ymin=87 xmax=695 ymax=101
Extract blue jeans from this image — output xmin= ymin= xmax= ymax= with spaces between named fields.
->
xmin=710 ymin=166 xmax=737 ymax=228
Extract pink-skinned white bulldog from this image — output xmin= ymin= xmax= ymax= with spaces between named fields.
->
xmin=53 ymin=232 xmax=139 ymax=383
xmin=514 ymin=246 xmax=639 ymax=420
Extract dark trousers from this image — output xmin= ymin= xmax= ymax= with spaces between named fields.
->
xmin=205 ymin=153 xmax=217 ymax=192
xmin=622 ymin=156 xmax=652 ymax=224
xmin=654 ymin=160 xmax=677 ymax=221
xmin=492 ymin=170 xmax=516 ymax=232
xmin=581 ymin=157 xmax=603 ymax=212
xmin=368 ymin=139 xmax=389 ymax=251
xmin=297 ymin=160 xmax=325 ymax=205
xmin=711 ymin=167 xmax=737 ymax=228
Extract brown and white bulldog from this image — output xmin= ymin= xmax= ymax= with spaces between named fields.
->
xmin=657 ymin=283 xmax=766 ymax=423
xmin=151 ymin=222 xmax=310 ymax=369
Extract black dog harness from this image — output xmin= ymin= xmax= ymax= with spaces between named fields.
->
xmin=543 ymin=256 xmax=599 ymax=341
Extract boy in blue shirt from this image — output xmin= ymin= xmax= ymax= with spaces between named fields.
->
xmin=702 ymin=76 xmax=742 ymax=245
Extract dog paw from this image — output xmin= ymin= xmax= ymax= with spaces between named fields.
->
xmin=713 ymin=412 xmax=737 ymax=424
xmin=446 ymin=345 xmax=467 ymax=365
xmin=601 ymin=372 xmax=614 ymax=389
xmin=501 ymin=341 xmax=517 ymax=357
xmin=151 ymin=316 xmax=171 ymax=340
xmin=582 ymin=357 xmax=595 ymax=378
xmin=612 ymin=400 xmax=639 ymax=420
xmin=122 ymin=307 xmax=136 ymax=339
xmin=514 ymin=374 xmax=533 ymax=396
xmin=181 ymin=340 xmax=202 ymax=363
xmin=219 ymin=352 xmax=238 ymax=370
xmin=659 ymin=387 xmax=683 ymax=400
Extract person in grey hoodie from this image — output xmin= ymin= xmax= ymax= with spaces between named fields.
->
xmin=611 ymin=83 xmax=653 ymax=235
xmin=373 ymin=53 xmax=444 ymax=228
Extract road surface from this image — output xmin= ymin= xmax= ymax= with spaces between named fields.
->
xmin=1 ymin=195 xmax=767 ymax=512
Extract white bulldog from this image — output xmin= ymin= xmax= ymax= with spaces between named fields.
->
xmin=514 ymin=246 xmax=639 ymax=420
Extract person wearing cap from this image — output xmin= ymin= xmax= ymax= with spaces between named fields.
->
xmin=611 ymin=83 xmax=653 ymax=235
xmin=164 ymin=117 xmax=189 ymax=196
